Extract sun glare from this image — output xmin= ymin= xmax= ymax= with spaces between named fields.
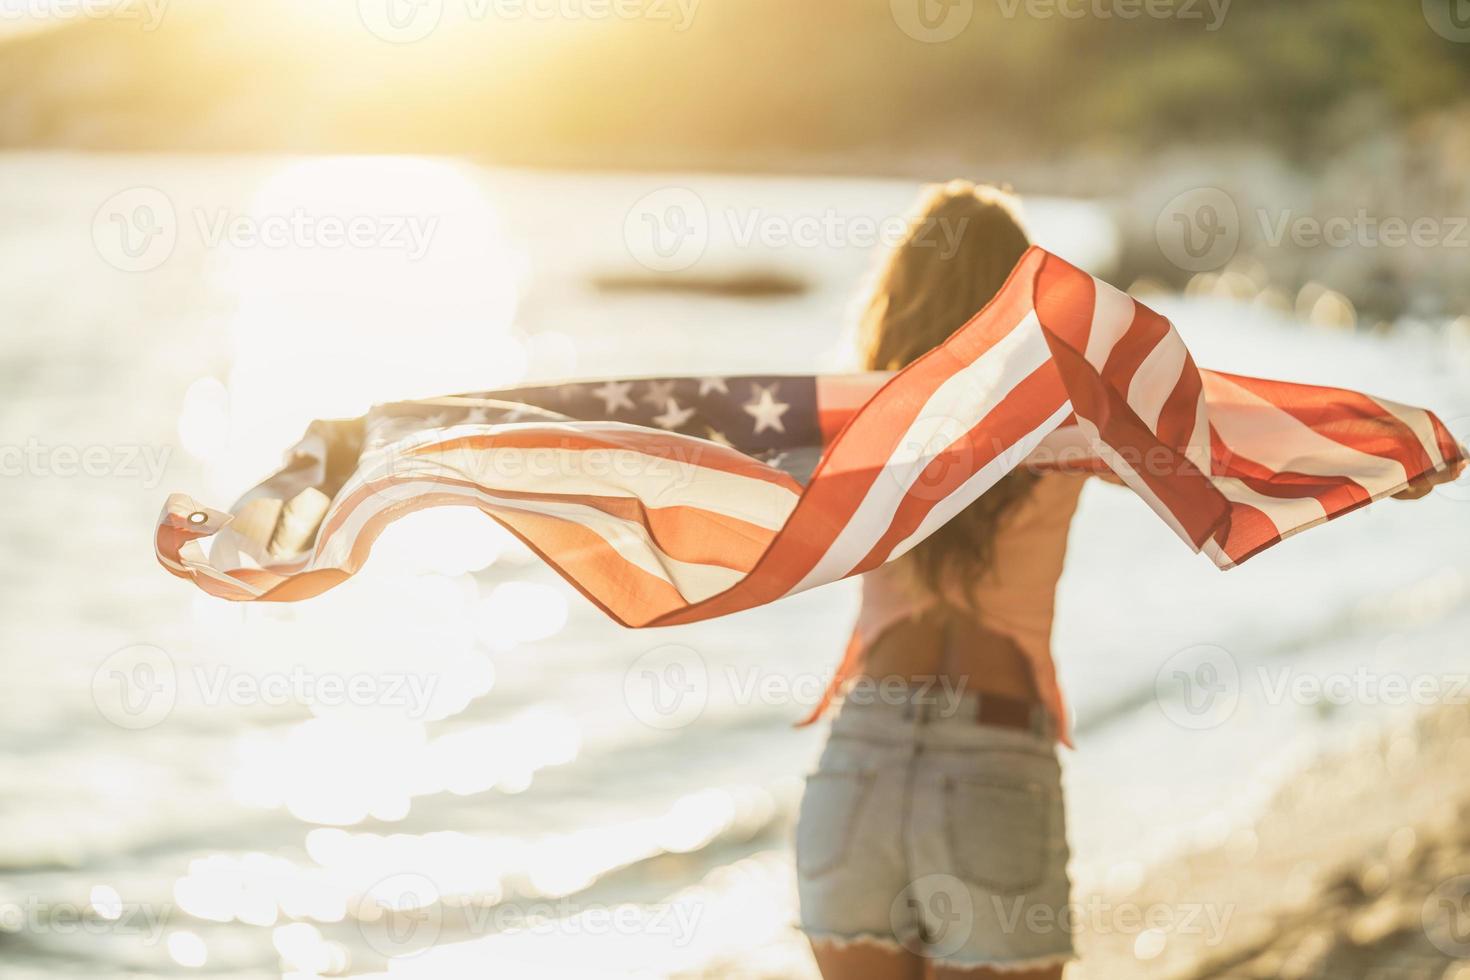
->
xmin=191 ymin=155 xmax=528 ymax=497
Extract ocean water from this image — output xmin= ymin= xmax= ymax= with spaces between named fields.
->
xmin=0 ymin=154 xmax=1466 ymax=978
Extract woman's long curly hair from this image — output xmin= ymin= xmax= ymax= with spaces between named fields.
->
xmin=857 ymin=180 xmax=1038 ymax=600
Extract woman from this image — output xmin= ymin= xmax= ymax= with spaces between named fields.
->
xmin=793 ymin=182 xmax=1464 ymax=979
xmin=795 ymin=181 xmax=1085 ymax=979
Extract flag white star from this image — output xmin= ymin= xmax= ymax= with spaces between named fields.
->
xmin=743 ymin=384 xmax=790 ymax=435
xmin=462 ymin=406 xmax=491 ymax=424
xmin=698 ymin=377 xmax=729 ymax=397
xmin=705 ymin=427 xmax=734 ymax=448
xmin=641 ymin=379 xmax=676 ymax=408
xmin=592 ymin=380 xmax=635 ymax=414
xmin=653 ymin=398 xmax=697 ymax=430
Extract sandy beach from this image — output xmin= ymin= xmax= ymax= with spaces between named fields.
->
xmin=1091 ymin=699 xmax=1470 ymax=980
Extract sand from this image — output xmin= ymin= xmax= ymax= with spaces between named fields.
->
xmin=1074 ymin=700 xmax=1470 ymax=979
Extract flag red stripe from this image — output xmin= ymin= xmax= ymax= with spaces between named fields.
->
xmin=1099 ymin=300 xmax=1172 ymax=398
xmin=1034 ymin=254 xmax=1229 ymax=548
xmin=1155 ymin=347 xmax=1205 ymax=453
xmin=416 ymin=427 xmax=802 ymax=492
xmin=315 ymin=474 xmax=773 ymax=584
xmin=1209 ymin=371 xmax=1434 ymax=476
xmin=1207 ymin=424 xmax=1371 ymax=514
xmin=850 ymin=362 xmax=1067 ymax=575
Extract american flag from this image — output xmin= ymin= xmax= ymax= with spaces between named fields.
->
xmin=156 ymin=247 xmax=1465 ymax=624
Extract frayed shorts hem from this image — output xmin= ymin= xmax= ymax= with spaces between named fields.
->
xmin=802 ymin=928 xmax=1074 ymax=972
xmin=801 ymin=927 xmax=908 ymax=953
xmin=920 ymin=951 xmax=1074 ymax=973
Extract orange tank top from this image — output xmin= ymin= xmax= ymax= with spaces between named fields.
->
xmin=804 ymin=472 xmax=1087 ymax=746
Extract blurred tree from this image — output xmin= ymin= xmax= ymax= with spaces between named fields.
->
xmin=0 ymin=0 xmax=1464 ymax=169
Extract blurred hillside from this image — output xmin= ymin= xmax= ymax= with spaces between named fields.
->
xmin=7 ymin=0 xmax=1470 ymax=321
xmin=1 ymin=0 xmax=1466 ymax=172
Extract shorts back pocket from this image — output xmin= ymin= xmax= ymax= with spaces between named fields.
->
xmin=943 ymin=776 xmax=1051 ymax=895
xmin=796 ymin=770 xmax=874 ymax=879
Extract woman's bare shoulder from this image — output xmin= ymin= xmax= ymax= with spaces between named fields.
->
xmin=1003 ymin=470 xmax=1088 ymax=530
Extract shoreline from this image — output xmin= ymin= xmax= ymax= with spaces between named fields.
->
xmin=1073 ymin=699 xmax=1470 ymax=978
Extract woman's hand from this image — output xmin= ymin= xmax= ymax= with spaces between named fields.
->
xmin=1392 ymin=456 xmax=1467 ymax=499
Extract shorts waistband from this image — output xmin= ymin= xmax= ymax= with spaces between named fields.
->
xmin=830 ymin=682 xmax=1053 ymax=739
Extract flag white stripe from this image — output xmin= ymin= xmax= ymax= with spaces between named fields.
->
xmin=178 ymin=541 xmax=266 ymax=596
xmin=785 ymin=312 xmax=1051 ymax=595
xmin=333 ymin=426 xmax=800 ymax=533
xmin=1128 ymin=330 xmax=1188 ymax=435
xmin=1183 ymin=388 xmax=1212 ymax=474
xmin=1211 ymin=475 xmax=1329 ymax=535
xmin=422 ymin=437 xmax=798 ymax=530
xmin=311 ymin=477 xmax=748 ymax=602
xmin=1083 ymin=276 xmax=1135 ymax=370
xmin=1206 ymin=374 xmax=1408 ymax=489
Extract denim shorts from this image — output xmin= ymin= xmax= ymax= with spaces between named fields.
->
xmin=795 ymin=687 xmax=1074 ymax=971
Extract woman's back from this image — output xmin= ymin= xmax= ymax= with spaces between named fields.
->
xmin=854 ymin=471 xmax=1087 ymax=738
